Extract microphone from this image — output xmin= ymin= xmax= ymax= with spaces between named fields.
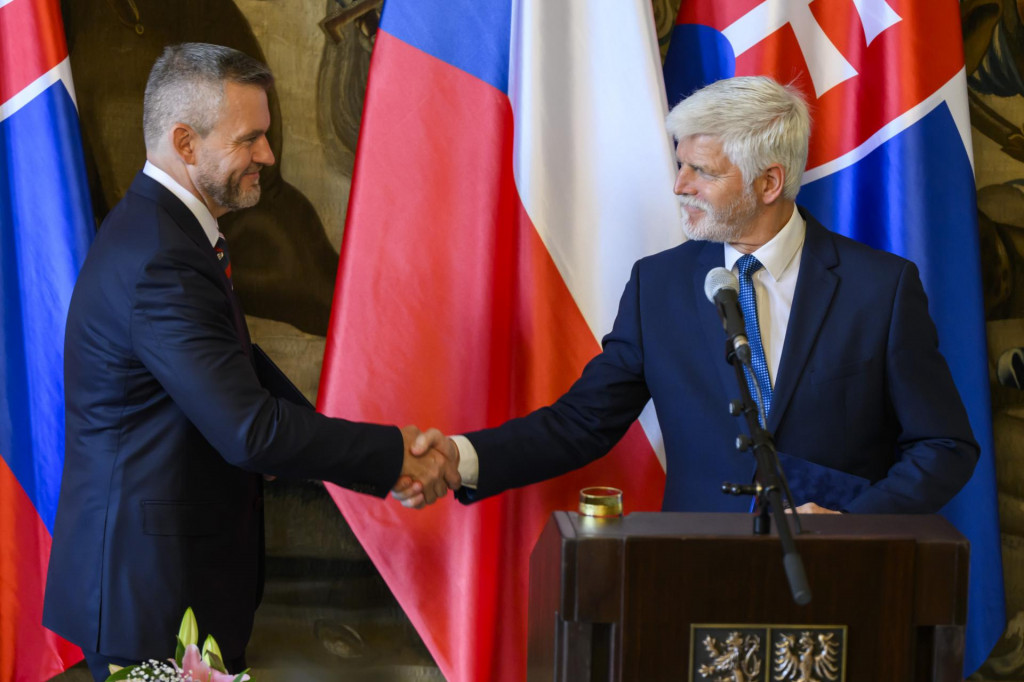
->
xmin=704 ymin=267 xmax=751 ymax=364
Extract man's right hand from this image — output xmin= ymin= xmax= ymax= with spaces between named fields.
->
xmin=394 ymin=426 xmax=460 ymax=508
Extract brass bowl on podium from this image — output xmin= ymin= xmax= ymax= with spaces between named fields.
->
xmin=578 ymin=486 xmax=623 ymax=518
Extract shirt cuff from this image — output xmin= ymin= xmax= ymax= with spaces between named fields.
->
xmin=451 ymin=435 xmax=479 ymax=489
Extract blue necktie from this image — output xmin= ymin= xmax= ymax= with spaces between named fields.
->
xmin=737 ymin=254 xmax=772 ymax=422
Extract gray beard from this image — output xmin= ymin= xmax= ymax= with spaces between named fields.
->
xmin=196 ymin=164 xmax=261 ymax=212
xmin=679 ymin=190 xmax=758 ymax=243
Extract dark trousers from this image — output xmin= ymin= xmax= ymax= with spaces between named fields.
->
xmin=84 ymin=650 xmax=247 ymax=681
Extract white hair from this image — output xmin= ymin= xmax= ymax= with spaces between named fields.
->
xmin=666 ymin=76 xmax=811 ymax=200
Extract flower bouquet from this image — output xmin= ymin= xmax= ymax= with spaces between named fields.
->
xmin=104 ymin=608 xmax=250 ymax=682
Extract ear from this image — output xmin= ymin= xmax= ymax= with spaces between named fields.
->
xmin=171 ymin=124 xmax=199 ymax=165
xmin=758 ymin=164 xmax=786 ymax=204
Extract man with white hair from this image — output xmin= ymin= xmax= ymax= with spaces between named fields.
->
xmin=395 ymin=75 xmax=978 ymax=517
xmin=43 ymin=43 xmax=455 ymax=681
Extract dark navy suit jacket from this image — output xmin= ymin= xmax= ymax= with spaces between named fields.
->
xmin=462 ymin=209 xmax=978 ymax=513
xmin=43 ymin=172 xmax=401 ymax=661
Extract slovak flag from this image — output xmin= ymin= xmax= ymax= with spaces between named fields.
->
xmin=664 ymin=0 xmax=1004 ymax=673
xmin=318 ymin=1 xmax=678 ymax=680
xmin=0 ymin=0 xmax=94 ymax=679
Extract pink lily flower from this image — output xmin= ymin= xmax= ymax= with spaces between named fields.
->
xmin=176 ymin=644 xmax=250 ymax=682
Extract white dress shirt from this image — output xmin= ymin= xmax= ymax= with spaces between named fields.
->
xmin=143 ymin=161 xmax=221 ymax=247
xmin=454 ymin=206 xmax=807 ymax=488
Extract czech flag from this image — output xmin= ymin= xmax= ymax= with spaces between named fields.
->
xmin=0 ymin=0 xmax=94 ymax=679
xmin=318 ymin=1 xmax=679 ymax=680
xmin=664 ymin=0 xmax=1004 ymax=674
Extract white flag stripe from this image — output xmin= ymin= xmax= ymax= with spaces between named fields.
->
xmin=802 ymin=68 xmax=974 ymax=184
xmin=0 ymin=58 xmax=78 ymax=124
xmin=509 ymin=0 xmax=682 ymax=342
xmin=851 ymin=0 xmax=902 ymax=45
xmin=638 ymin=401 xmax=666 ymax=470
xmin=945 ymin=69 xmax=975 ymax=171
xmin=508 ymin=0 xmax=679 ymax=468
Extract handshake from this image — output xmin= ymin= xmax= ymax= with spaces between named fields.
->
xmin=395 ymin=426 xmax=461 ymax=509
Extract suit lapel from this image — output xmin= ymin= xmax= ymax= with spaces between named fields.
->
xmin=693 ymin=241 xmax=743 ymax=403
xmin=128 ymin=172 xmax=252 ymax=358
xmin=768 ymin=211 xmax=839 ymax=431
xmin=129 ymin=172 xmax=213 ymax=253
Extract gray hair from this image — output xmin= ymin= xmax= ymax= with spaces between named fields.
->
xmin=666 ymin=76 xmax=810 ymax=200
xmin=142 ymin=43 xmax=273 ymax=151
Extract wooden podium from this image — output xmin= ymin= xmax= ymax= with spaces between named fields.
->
xmin=527 ymin=512 xmax=968 ymax=681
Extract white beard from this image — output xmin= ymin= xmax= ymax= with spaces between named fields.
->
xmin=678 ymin=187 xmax=759 ymax=243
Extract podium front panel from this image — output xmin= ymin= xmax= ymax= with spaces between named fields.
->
xmin=527 ymin=512 xmax=968 ymax=682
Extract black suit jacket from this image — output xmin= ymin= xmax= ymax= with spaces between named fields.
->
xmin=43 ymin=172 xmax=401 ymax=660
xmin=462 ymin=210 xmax=979 ymax=513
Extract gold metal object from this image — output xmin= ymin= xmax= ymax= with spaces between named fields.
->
xmin=690 ymin=624 xmax=847 ymax=682
xmin=695 ymin=630 xmax=763 ymax=681
xmin=774 ymin=630 xmax=841 ymax=682
xmin=578 ymin=486 xmax=623 ymax=517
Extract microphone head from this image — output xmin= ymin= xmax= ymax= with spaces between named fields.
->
xmin=704 ymin=267 xmax=739 ymax=303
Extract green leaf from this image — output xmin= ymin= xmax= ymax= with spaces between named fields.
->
xmin=175 ymin=635 xmax=186 ymax=666
xmin=204 ymin=650 xmax=227 ymax=674
xmin=231 ymin=669 xmax=251 ymax=682
xmin=104 ymin=665 xmax=136 ymax=681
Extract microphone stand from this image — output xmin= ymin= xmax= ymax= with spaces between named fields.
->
xmin=721 ymin=340 xmax=812 ymax=606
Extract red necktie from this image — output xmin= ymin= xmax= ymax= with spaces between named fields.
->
xmin=214 ymin=235 xmax=232 ymax=286
xmin=213 ymin=235 xmax=250 ymax=356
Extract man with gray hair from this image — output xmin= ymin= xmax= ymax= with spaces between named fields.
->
xmin=43 ymin=43 xmax=456 ymax=681
xmin=395 ymin=76 xmax=978 ymax=523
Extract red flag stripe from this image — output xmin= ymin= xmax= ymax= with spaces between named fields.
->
xmin=0 ymin=0 xmax=68 ymax=108
xmin=0 ymin=456 xmax=82 ymax=682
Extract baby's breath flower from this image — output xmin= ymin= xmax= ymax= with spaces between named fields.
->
xmin=120 ymin=658 xmax=181 ymax=681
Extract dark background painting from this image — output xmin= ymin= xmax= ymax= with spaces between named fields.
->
xmin=965 ymin=0 xmax=1024 ymax=678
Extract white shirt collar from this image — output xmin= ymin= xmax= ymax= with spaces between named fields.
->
xmin=724 ymin=204 xmax=805 ymax=281
xmin=142 ymin=161 xmax=221 ymax=248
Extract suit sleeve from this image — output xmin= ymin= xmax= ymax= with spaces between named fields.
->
xmin=459 ymin=262 xmax=652 ymax=502
xmin=129 ymin=243 xmax=403 ymax=495
xmin=843 ymin=261 xmax=979 ymax=513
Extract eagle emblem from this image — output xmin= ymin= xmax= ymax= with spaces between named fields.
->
xmin=773 ymin=631 xmax=840 ymax=682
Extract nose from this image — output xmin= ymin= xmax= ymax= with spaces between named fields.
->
xmin=673 ymin=165 xmax=692 ymax=196
xmin=253 ymin=135 xmax=275 ymax=167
